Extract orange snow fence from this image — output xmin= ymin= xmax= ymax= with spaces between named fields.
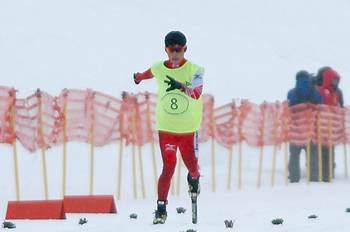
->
xmin=288 ymin=103 xmax=348 ymax=147
xmin=288 ymin=103 xmax=316 ymax=146
xmin=214 ymin=100 xmax=239 ymax=149
xmin=0 ymin=87 xmax=14 ymax=145
xmin=198 ymin=94 xmax=214 ymax=143
xmin=214 ymin=100 xmax=288 ymax=148
xmin=132 ymin=92 xmax=158 ymax=146
xmin=0 ymin=85 xmax=349 ymax=151
xmin=54 ymin=89 xmax=126 ymax=147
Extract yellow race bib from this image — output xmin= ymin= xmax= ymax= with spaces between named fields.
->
xmin=151 ymin=61 xmax=204 ymax=133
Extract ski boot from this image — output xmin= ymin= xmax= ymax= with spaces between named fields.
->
xmin=153 ymin=200 xmax=167 ymax=224
xmin=187 ymin=173 xmax=200 ymax=195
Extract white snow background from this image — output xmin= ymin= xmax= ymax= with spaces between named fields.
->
xmin=1 ymin=0 xmax=350 ymax=231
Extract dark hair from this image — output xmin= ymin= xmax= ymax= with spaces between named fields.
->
xmin=310 ymin=73 xmax=317 ymax=87
xmin=165 ymin=31 xmax=187 ymax=47
xmin=295 ymin=70 xmax=310 ymax=79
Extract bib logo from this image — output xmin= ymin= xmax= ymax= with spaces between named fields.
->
xmin=165 ymin=144 xmax=176 ymax=151
xmin=325 ymin=89 xmax=330 ymax=95
xmin=194 ymin=74 xmax=201 ymax=80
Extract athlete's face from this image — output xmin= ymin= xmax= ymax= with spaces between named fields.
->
xmin=165 ymin=44 xmax=185 ymax=65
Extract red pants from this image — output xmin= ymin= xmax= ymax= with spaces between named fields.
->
xmin=157 ymin=131 xmax=200 ymax=201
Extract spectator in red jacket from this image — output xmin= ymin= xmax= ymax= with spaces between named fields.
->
xmin=316 ymin=66 xmax=344 ymax=107
xmin=317 ymin=69 xmax=341 ymax=106
xmin=317 ymin=68 xmax=341 ymax=181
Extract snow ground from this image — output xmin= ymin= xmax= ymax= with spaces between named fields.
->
xmin=1 ymin=1 xmax=350 ymax=231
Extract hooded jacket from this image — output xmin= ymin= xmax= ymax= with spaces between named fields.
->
xmin=317 ymin=69 xmax=341 ymax=106
xmin=287 ymin=71 xmax=322 ymax=107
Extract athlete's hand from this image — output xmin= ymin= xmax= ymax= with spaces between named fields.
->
xmin=133 ymin=73 xmax=141 ymax=84
xmin=164 ymin=75 xmax=184 ymax=92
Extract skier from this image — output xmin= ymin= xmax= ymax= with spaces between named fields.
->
xmin=317 ymin=68 xmax=342 ymax=181
xmin=287 ymin=70 xmax=322 ymax=182
xmin=133 ymin=31 xmax=204 ymax=224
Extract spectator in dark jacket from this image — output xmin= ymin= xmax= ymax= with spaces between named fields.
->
xmin=287 ymin=70 xmax=322 ymax=182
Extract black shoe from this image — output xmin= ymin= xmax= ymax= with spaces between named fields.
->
xmin=153 ymin=200 xmax=167 ymax=224
xmin=187 ymin=173 xmax=200 ymax=195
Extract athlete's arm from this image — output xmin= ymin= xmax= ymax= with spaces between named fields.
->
xmin=183 ymin=68 xmax=203 ymax=100
xmin=134 ymin=68 xmax=154 ymax=84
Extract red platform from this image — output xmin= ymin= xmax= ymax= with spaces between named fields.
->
xmin=64 ymin=195 xmax=117 ymax=213
xmin=6 ymin=200 xmax=66 ymax=220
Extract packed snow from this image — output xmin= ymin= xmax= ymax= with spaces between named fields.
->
xmin=1 ymin=1 xmax=350 ymax=231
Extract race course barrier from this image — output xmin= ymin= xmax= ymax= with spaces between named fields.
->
xmin=0 ymin=86 xmax=349 ymax=202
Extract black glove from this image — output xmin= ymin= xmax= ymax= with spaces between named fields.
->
xmin=164 ymin=75 xmax=184 ymax=92
xmin=133 ymin=73 xmax=140 ymax=84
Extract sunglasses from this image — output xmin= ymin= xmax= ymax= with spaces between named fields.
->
xmin=165 ymin=46 xmax=186 ymax=53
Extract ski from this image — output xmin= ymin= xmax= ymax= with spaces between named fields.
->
xmin=190 ymin=193 xmax=198 ymax=224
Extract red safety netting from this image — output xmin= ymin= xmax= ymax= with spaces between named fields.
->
xmin=55 ymin=89 xmax=126 ymax=147
xmin=287 ymin=103 xmax=348 ymax=147
xmin=55 ymin=89 xmax=93 ymax=145
xmin=240 ymin=101 xmax=264 ymax=148
xmin=0 ymin=87 xmax=15 ymax=145
xmin=13 ymin=91 xmax=58 ymax=152
xmin=198 ymin=94 xmax=214 ymax=143
xmin=132 ymin=92 xmax=158 ymax=146
xmin=316 ymin=104 xmax=347 ymax=146
xmin=288 ymin=103 xmax=316 ymax=146
xmin=260 ymin=101 xmax=286 ymax=147
xmin=213 ymin=101 xmax=239 ymax=149
xmin=344 ymin=106 xmax=350 ymax=144
xmin=280 ymin=101 xmax=290 ymax=144
xmin=89 ymin=90 xmax=124 ymax=146
xmin=0 ymin=85 xmax=349 ymax=152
